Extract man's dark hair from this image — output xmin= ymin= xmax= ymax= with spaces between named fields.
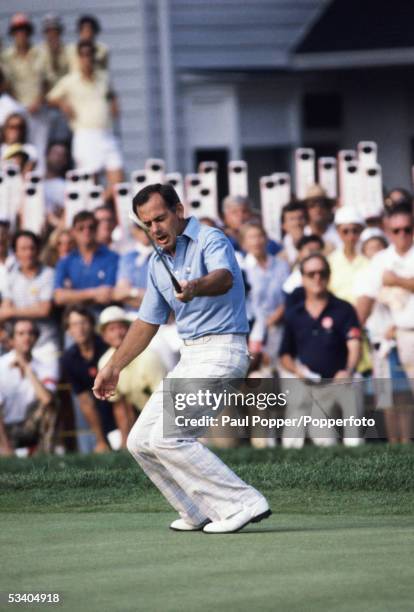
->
xmin=386 ymin=203 xmax=413 ymax=220
xmin=281 ymin=201 xmax=308 ymax=224
xmin=7 ymin=318 xmax=40 ymax=340
xmin=132 ymin=183 xmax=181 ymax=214
xmin=94 ymin=204 xmax=115 ymax=217
xmin=72 ymin=210 xmax=96 ymax=228
xmin=12 ymin=230 xmax=41 ymax=253
xmin=46 ymin=140 xmax=70 ymax=156
xmin=77 ymin=40 xmax=96 ymax=57
xmin=296 ymin=234 xmax=324 ymax=252
xmin=300 ymin=253 xmax=331 ymax=276
xmin=77 ymin=15 xmax=101 ymax=34
xmin=63 ymin=305 xmax=95 ymax=330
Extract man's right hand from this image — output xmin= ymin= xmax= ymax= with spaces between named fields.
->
xmin=92 ymin=364 xmax=120 ymax=400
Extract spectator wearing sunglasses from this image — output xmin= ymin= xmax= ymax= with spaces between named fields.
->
xmin=328 ymin=207 xmax=368 ymax=305
xmin=279 ymin=253 xmax=362 ymax=448
xmin=357 ymin=205 xmax=414 ymax=439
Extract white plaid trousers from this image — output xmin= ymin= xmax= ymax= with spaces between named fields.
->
xmin=127 ymin=334 xmax=267 ymax=523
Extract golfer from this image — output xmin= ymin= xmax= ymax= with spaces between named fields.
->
xmin=93 ymin=183 xmax=270 ymax=533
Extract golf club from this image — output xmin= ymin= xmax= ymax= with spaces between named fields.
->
xmin=128 ymin=210 xmax=182 ymax=292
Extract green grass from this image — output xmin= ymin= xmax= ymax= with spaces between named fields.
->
xmin=1 ymin=445 xmax=414 ymax=611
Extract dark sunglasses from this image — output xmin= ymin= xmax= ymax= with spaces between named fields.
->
xmin=391 ymin=226 xmax=413 ymax=235
xmin=303 ymin=269 xmax=330 ymax=279
xmin=340 ymin=227 xmax=362 ymax=235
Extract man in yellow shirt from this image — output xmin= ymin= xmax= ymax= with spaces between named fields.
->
xmin=328 ymin=207 xmax=368 ymax=305
xmin=98 ymin=307 xmax=166 ymax=446
xmin=46 ymin=40 xmax=123 ymax=194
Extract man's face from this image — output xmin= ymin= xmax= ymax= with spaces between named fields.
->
xmin=302 ymin=257 xmax=330 ymax=297
xmin=12 ymin=28 xmax=30 ymax=48
xmin=12 ymin=321 xmax=37 ymax=354
xmin=15 ymin=236 xmax=39 ymax=269
xmin=67 ymin=312 xmax=93 ymax=345
xmin=45 ymin=28 xmax=61 ymax=48
xmin=73 ymin=218 xmax=97 ymax=249
xmin=79 ymin=23 xmax=95 ymax=42
xmin=138 ymin=194 xmax=184 ymax=253
xmin=78 ymin=47 xmax=94 ymax=75
xmin=242 ymin=226 xmax=267 ymax=258
xmin=47 ymin=144 xmax=69 ymax=175
xmin=388 ymin=213 xmax=414 ymax=253
xmin=224 ymin=204 xmax=251 ymax=231
xmin=306 ymin=199 xmax=331 ymax=224
xmin=283 ymin=209 xmax=306 ymax=236
xmin=102 ymin=321 xmax=129 ymax=349
xmin=95 ymin=209 xmax=116 ymax=243
xmin=337 ymin=224 xmax=363 ymax=249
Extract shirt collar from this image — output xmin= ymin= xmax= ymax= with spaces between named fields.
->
xmin=181 ymin=216 xmax=201 ymax=242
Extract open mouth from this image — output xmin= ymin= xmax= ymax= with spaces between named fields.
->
xmin=156 ymin=235 xmax=169 ymax=246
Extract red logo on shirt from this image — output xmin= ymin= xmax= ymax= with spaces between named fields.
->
xmin=88 ymin=367 xmax=97 ymax=378
xmin=321 ymin=316 xmax=333 ymax=329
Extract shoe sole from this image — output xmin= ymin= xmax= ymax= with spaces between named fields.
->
xmin=169 ymin=520 xmax=211 ymax=532
xmin=204 ymin=509 xmax=272 ymax=534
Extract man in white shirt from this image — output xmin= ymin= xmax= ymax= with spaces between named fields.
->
xmin=357 ymin=205 xmax=414 ymax=442
xmin=0 ymin=319 xmax=57 ymax=455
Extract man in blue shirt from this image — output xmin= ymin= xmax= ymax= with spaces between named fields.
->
xmin=54 ymin=210 xmax=119 ymax=313
xmin=93 ymin=183 xmax=270 ymax=534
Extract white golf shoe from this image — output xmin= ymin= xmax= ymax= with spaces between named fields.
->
xmin=169 ymin=518 xmax=211 ymax=532
xmin=203 ymin=498 xmax=271 ymax=534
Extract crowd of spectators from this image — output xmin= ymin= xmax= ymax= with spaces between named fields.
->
xmin=0 ymin=11 xmax=413 ymax=456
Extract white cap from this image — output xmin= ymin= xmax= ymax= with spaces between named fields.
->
xmin=360 ymin=227 xmax=388 ymax=245
xmin=334 ymin=207 xmax=365 ymax=226
xmin=98 ymin=306 xmax=131 ymax=332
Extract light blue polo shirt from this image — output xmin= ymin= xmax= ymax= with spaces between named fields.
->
xmin=138 ymin=217 xmax=249 ymax=339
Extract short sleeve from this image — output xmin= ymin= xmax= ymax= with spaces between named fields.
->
xmin=138 ymin=263 xmax=171 ymax=325
xmin=38 ymin=267 xmax=54 ymax=301
xmin=203 ymin=230 xmax=236 ymax=275
xmin=54 ymin=257 xmax=68 ymax=289
xmin=105 ymin=252 xmax=119 ymax=286
xmin=341 ymin=304 xmax=362 ymax=341
xmin=279 ymin=316 xmax=297 ymax=357
xmin=46 ymin=75 xmax=69 ymax=102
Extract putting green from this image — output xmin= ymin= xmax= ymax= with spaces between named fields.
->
xmin=1 ymin=512 xmax=413 ymax=612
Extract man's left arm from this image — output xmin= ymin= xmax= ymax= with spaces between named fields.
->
xmin=335 ymin=306 xmax=362 ymax=379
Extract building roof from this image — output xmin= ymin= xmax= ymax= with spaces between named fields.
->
xmin=294 ymin=0 xmax=414 ymax=69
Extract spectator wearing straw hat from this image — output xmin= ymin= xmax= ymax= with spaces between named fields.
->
xmin=97 ymin=306 xmax=166 ymax=446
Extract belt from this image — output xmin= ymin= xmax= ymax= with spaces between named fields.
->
xmin=183 ymin=333 xmax=246 ymax=346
